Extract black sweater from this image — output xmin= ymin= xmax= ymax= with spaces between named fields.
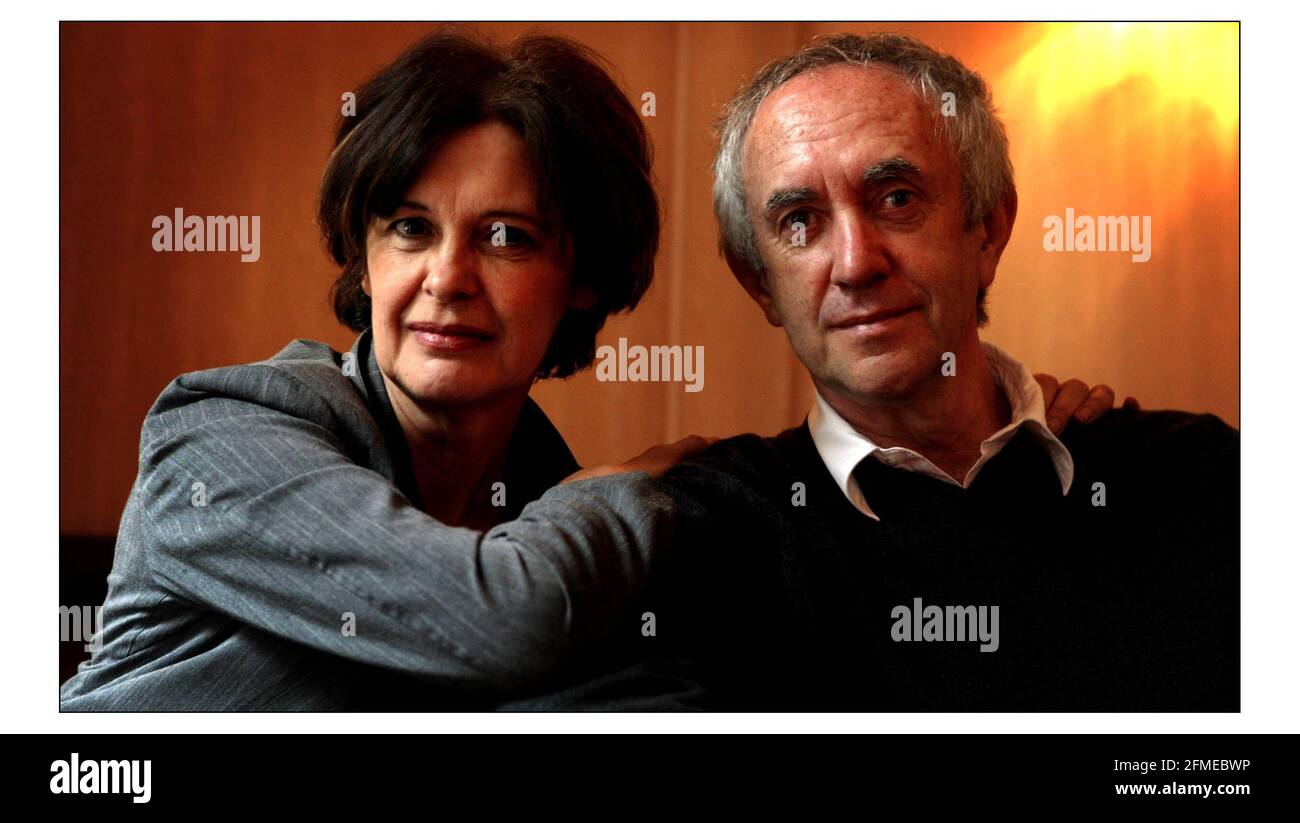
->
xmin=584 ymin=408 xmax=1240 ymax=712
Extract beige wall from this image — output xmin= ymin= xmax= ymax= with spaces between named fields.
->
xmin=60 ymin=22 xmax=1239 ymax=535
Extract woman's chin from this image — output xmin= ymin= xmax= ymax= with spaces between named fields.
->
xmin=384 ymin=351 xmax=533 ymax=408
xmin=397 ymin=370 xmax=518 ymax=408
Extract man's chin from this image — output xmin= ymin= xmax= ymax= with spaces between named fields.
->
xmin=828 ymin=357 xmax=930 ymax=403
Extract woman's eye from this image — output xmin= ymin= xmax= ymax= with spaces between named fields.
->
xmin=391 ymin=217 xmax=429 ymax=238
xmin=487 ymin=224 xmax=535 ymax=248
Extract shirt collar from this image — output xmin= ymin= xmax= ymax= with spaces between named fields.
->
xmin=807 ymin=341 xmax=1075 ymax=521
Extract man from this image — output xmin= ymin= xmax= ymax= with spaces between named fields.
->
xmin=523 ymin=32 xmax=1238 ymax=711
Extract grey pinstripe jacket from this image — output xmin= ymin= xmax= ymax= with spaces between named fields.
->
xmin=60 ymin=330 xmax=676 ymax=710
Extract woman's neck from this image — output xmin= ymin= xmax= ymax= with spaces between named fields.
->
xmin=382 ymin=375 xmax=528 ymax=530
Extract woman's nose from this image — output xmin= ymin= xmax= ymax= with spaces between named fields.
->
xmin=421 ymin=237 xmax=483 ymax=302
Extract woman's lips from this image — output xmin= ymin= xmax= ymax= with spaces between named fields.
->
xmin=408 ymin=324 xmax=492 ymax=352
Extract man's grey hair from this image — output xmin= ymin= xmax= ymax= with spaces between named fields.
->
xmin=712 ymin=32 xmax=1015 ymax=325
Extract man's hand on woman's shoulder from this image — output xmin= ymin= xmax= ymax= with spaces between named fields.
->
xmin=563 ymin=435 xmax=719 ymax=484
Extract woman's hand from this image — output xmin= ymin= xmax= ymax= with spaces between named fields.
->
xmin=562 ymin=435 xmax=718 ymax=484
xmin=1034 ymin=374 xmax=1141 ymax=434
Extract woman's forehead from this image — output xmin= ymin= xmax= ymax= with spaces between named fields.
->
xmin=402 ymin=122 xmax=542 ymax=214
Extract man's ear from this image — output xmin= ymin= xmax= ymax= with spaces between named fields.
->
xmin=977 ymin=186 xmax=1018 ymax=291
xmin=723 ymin=245 xmax=783 ymax=328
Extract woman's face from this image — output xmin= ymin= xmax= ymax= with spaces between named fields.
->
xmin=364 ymin=121 xmax=588 ymax=410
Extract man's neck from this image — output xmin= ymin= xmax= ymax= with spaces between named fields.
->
xmin=818 ymin=340 xmax=1011 ymax=483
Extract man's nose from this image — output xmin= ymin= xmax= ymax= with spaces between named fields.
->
xmin=831 ymin=209 xmax=889 ymax=289
xmin=422 ymin=235 xmax=482 ymax=302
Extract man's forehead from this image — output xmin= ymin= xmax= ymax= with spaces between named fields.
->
xmin=744 ymin=64 xmax=941 ymax=185
xmin=761 ymin=64 xmax=920 ymax=122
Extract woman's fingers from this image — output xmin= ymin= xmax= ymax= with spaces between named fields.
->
xmin=1034 ymin=373 xmax=1060 ymax=413
xmin=1038 ymin=376 xmax=1119 ymax=433
xmin=1072 ymin=383 xmax=1116 ymax=425
xmin=1044 ymin=378 xmax=1090 ymax=433
xmin=1044 ymin=379 xmax=1089 ymax=433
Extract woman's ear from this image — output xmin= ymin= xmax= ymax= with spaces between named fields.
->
xmin=558 ymin=232 xmax=589 ymax=310
xmin=361 ymin=269 xmax=372 ymax=297
xmin=568 ymin=285 xmax=598 ymax=311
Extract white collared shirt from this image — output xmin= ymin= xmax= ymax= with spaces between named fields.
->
xmin=807 ymin=342 xmax=1075 ymax=521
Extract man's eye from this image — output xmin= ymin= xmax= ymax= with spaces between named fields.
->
xmin=883 ymin=190 xmax=915 ymax=209
xmin=782 ymin=210 xmax=812 ymax=231
xmin=506 ymin=227 xmax=535 ymax=246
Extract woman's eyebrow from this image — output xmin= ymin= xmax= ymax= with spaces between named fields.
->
xmin=389 ymin=202 xmax=550 ymax=232
xmin=483 ymin=209 xmax=549 ymax=231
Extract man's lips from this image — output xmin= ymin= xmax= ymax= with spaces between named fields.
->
xmin=829 ymin=306 xmax=921 ymax=329
xmin=407 ymin=322 xmax=493 ymax=351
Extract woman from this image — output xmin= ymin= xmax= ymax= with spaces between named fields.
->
xmin=60 ymin=31 xmax=1114 ymax=710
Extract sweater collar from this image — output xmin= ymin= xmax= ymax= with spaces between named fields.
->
xmin=807 ymin=341 xmax=1075 ymax=521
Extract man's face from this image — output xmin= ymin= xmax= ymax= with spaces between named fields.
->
xmin=740 ymin=64 xmax=998 ymax=404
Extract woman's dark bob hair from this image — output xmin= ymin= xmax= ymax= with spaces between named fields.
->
xmin=319 ymin=31 xmax=660 ymax=379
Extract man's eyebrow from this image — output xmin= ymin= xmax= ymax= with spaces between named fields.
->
xmin=760 ymin=161 xmax=922 ymax=218
xmin=763 ymin=186 xmax=817 ymax=218
xmin=863 ymin=158 xmax=924 ymax=185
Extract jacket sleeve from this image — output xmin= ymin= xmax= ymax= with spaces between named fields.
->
xmin=135 ymin=364 xmax=675 ymax=693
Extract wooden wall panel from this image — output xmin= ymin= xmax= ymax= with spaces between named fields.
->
xmin=60 ymin=22 xmax=1239 ymax=535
